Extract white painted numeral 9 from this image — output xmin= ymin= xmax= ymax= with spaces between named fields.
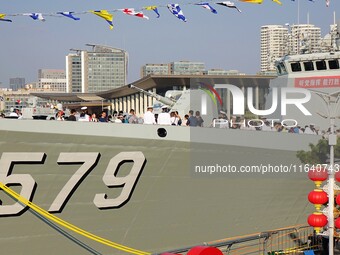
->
xmin=0 ymin=153 xmax=45 ymax=216
xmin=94 ymin=152 xmax=145 ymax=209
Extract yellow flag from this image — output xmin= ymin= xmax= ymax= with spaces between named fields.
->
xmin=238 ymin=0 xmax=263 ymax=3
xmin=144 ymin=6 xmax=157 ymax=11
xmin=0 ymin=13 xmax=12 ymax=22
xmin=90 ymin=10 xmax=114 ymax=30
xmin=272 ymin=0 xmax=282 ymax=5
xmin=143 ymin=5 xmax=160 ymax=18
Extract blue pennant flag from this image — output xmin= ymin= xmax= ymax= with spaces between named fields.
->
xmin=195 ymin=3 xmax=217 ymax=14
xmin=167 ymin=4 xmax=187 ymax=22
xmin=57 ymin=12 xmax=80 ymax=20
xmin=23 ymin=13 xmax=45 ymax=21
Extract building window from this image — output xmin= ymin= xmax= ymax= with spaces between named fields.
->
xmin=303 ymin=61 xmax=314 ymax=71
xmin=291 ymin=62 xmax=301 ymax=72
xmin=316 ymin=60 xmax=326 ymax=70
xmin=328 ymin=59 xmax=339 ymax=70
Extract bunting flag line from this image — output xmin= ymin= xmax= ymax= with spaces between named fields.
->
xmin=167 ymin=4 xmax=187 ymax=22
xmin=0 ymin=1 xmax=334 ymax=28
xmin=216 ymin=1 xmax=242 ymax=12
xmin=23 ymin=13 xmax=45 ymax=21
xmin=238 ymin=0 xmax=263 ymax=3
xmin=291 ymin=0 xmax=316 ymax=2
xmin=272 ymin=0 xmax=282 ymax=5
xmin=120 ymin=8 xmax=149 ymax=20
xmin=57 ymin=12 xmax=80 ymax=20
xmin=0 ymin=13 xmax=12 ymax=22
xmin=90 ymin=10 xmax=114 ymax=30
xmin=195 ymin=2 xmax=218 ymax=14
xmin=143 ymin=6 xmax=160 ymax=18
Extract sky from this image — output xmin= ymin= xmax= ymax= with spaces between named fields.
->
xmin=0 ymin=0 xmax=339 ymax=87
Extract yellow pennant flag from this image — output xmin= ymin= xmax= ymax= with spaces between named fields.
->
xmin=0 ymin=13 xmax=12 ymax=22
xmin=144 ymin=6 xmax=157 ymax=11
xmin=90 ymin=10 xmax=114 ymax=30
xmin=143 ymin=6 xmax=160 ymax=18
xmin=272 ymin=0 xmax=282 ymax=5
xmin=238 ymin=0 xmax=263 ymax=3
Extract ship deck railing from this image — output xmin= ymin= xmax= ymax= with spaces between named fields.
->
xmin=155 ymin=225 xmax=328 ymax=255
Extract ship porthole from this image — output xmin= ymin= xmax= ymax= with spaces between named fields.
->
xmin=157 ymin=128 xmax=167 ymax=138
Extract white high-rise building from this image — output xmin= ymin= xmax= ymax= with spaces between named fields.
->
xmin=260 ymin=24 xmax=322 ymax=73
xmin=66 ymin=45 xmax=128 ymax=93
xmin=289 ymin=24 xmax=321 ymax=54
xmin=260 ymin=25 xmax=289 ymax=73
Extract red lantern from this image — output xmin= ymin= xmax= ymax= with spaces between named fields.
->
xmin=187 ymin=246 xmax=223 ymax=255
xmin=336 ymin=194 xmax=340 ymax=206
xmin=308 ymin=189 xmax=328 ymax=210
xmin=335 ymin=217 xmax=340 ymax=229
xmin=308 ymin=212 xmax=328 ymax=233
xmin=308 ymin=168 xmax=328 ymax=188
xmin=335 ymin=171 xmax=340 ymax=182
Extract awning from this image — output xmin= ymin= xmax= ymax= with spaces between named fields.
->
xmin=77 ymin=95 xmax=104 ymax=101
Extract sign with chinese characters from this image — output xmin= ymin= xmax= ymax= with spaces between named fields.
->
xmin=295 ymin=76 xmax=340 ymax=88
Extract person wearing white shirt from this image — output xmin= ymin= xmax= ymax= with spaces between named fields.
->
xmin=157 ymin=106 xmax=171 ymax=125
xmin=78 ymin=106 xmax=90 ymax=122
xmin=143 ymin=106 xmax=156 ymax=124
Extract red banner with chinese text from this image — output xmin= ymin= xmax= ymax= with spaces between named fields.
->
xmin=295 ymin=76 xmax=340 ymax=88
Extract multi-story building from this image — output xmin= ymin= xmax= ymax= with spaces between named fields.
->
xmin=140 ymin=63 xmax=245 ymax=77
xmin=260 ymin=25 xmax=289 ymax=73
xmin=66 ymin=45 xmax=128 ymax=93
xmin=66 ymin=54 xmax=82 ymax=93
xmin=38 ymin=69 xmax=66 ymax=92
xmin=319 ymin=24 xmax=339 ymax=52
xmin=170 ymin=61 xmax=205 ymax=75
xmin=9 ymin=78 xmax=25 ymax=91
xmin=260 ymin=24 xmax=322 ymax=73
xmin=289 ymin=24 xmax=321 ymax=54
xmin=140 ymin=61 xmax=205 ymax=77
xmin=206 ymin=69 xmax=245 ymax=75
xmin=140 ymin=64 xmax=170 ymax=77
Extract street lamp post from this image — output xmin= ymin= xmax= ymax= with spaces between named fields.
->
xmin=329 ymin=122 xmax=336 ymax=255
xmin=312 ymin=90 xmax=340 ymax=255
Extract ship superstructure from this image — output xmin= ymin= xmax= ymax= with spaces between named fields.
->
xmin=266 ymin=30 xmax=340 ymax=131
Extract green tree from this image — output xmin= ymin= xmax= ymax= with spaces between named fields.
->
xmin=296 ymin=137 xmax=340 ymax=164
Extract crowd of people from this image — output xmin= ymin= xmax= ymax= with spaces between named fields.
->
xmin=46 ymin=106 xmax=206 ymax=127
xmin=2 ymin=106 xmax=339 ymax=137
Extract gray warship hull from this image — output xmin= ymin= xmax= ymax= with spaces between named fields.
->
xmin=0 ymin=119 xmax=320 ymax=255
